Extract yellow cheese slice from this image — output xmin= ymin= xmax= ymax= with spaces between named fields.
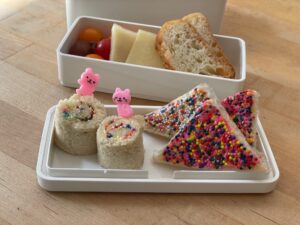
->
xmin=126 ymin=30 xmax=164 ymax=68
xmin=110 ymin=24 xmax=137 ymax=62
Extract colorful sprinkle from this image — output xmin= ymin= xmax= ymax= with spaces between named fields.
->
xmin=144 ymin=85 xmax=212 ymax=137
xmin=161 ymin=100 xmax=260 ymax=170
xmin=145 ymin=87 xmax=259 ymax=146
xmin=221 ymin=89 xmax=258 ymax=145
xmin=61 ymin=102 xmax=95 ymax=121
xmin=105 ymin=118 xmax=137 ymax=140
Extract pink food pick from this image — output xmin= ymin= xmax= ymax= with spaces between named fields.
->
xmin=112 ymin=87 xmax=134 ymax=118
xmin=76 ymin=68 xmax=100 ymax=96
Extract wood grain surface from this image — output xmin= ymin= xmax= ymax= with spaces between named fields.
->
xmin=0 ymin=0 xmax=299 ymax=224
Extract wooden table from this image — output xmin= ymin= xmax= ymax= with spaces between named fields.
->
xmin=0 ymin=0 xmax=299 ymax=224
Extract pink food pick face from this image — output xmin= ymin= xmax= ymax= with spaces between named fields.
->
xmin=113 ymin=88 xmax=134 ymax=118
xmin=76 ymin=68 xmax=100 ymax=96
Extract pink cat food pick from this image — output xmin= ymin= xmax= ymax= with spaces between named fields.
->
xmin=113 ymin=88 xmax=134 ymax=118
xmin=76 ymin=68 xmax=100 ymax=96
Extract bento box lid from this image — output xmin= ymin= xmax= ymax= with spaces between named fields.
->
xmin=65 ymin=0 xmax=227 ymax=33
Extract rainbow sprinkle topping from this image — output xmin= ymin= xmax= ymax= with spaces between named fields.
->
xmin=62 ymin=101 xmax=95 ymax=121
xmin=105 ymin=118 xmax=137 ymax=141
xmin=161 ymin=100 xmax=260 ymax=170
xmin=144 ymin=85 xmax=212 ymax=137
xmin=221 ymin=90 xmax=258 ymax=145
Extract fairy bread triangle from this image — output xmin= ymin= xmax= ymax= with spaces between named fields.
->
xmin=144 ymin=84 xmax=216 ymax=138
xmin=221 ymin=89 xmax=259 ymax=146
xmin=153 ymin=99 xmax=267 ymax=171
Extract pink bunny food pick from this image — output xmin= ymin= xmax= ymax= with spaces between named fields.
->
xmin=76 ymin=68 xmax=100 ymax=96
xmin=113 ymin=88 xmax=134 ymax=118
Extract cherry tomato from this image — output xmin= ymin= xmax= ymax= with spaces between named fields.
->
xmin=95 ymin=38 xmax=111 ymax=60
xmin=86 ymin=53 xmax=103 ymax=59
xmin=79 ymin=28 xmax=103 ymax=42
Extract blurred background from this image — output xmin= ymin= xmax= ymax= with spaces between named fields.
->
xmin=0 ymin=0 xmax=33 ymax=19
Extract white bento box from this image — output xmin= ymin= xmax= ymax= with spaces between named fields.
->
xmin=65 ymin=0 xmax=227 ymax=33
xmin=36 ymin=105 xmax=279 ymax=193
xmin=57 ymin=16 xmax=246 ymax=101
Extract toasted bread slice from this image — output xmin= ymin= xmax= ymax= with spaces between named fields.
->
xmin=156 ymin=19 xmax=234 ymax=78
xmin=182 ymin=12 xmax=235 ymax=78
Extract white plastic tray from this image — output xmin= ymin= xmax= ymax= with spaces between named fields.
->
xmin=57 ymin=16 xmax=246 ymax=100
xmin=36 ymin=105 xmax=279 ymax=193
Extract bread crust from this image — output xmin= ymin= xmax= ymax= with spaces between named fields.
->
xmin=156 ymin=20 xmax=178 ymax=70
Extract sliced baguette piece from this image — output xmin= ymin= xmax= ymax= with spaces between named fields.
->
xmin=182 ymin=12 xmax=235 ymax=78
xmin=156 ymin=19 xmax=234 ymax=78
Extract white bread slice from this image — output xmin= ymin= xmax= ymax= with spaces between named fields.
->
xmin=54 ymin=94 xmax=106 ymax=155
xmin=153 ymin=99 xmax=268 ymax=171
xmin=156 ymin=19 xmax=234 ymax=78
xmin=182 ymin=12 xmax=235 ymax=78
xmin=221 ymin=89 xmax=259 ymax=146
xmin=144 ymin=83 xmax=216 ymax=138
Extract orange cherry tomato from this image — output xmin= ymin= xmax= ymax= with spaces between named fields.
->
xmin=86 ymin=53 xmax=103 ymax=59
xmin=79 ymin=28 xmax=103 ymax=42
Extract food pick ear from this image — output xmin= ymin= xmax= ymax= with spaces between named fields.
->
xmin=94 ymin=73 xmax=100 ymax=81
xmin=85 ymin=67 xmax=93 ymax=74
xmin=115 ymin=87 xmax=122 ymax=92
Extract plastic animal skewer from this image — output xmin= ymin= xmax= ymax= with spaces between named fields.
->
xmin=76 ymin=68 xmax=100 ymax=96
xmin=113 ymin=88 xmax=134 ymax=118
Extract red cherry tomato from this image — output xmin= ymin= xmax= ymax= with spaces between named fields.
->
xmin=95 ymin=38 xmax=111 ymax=60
